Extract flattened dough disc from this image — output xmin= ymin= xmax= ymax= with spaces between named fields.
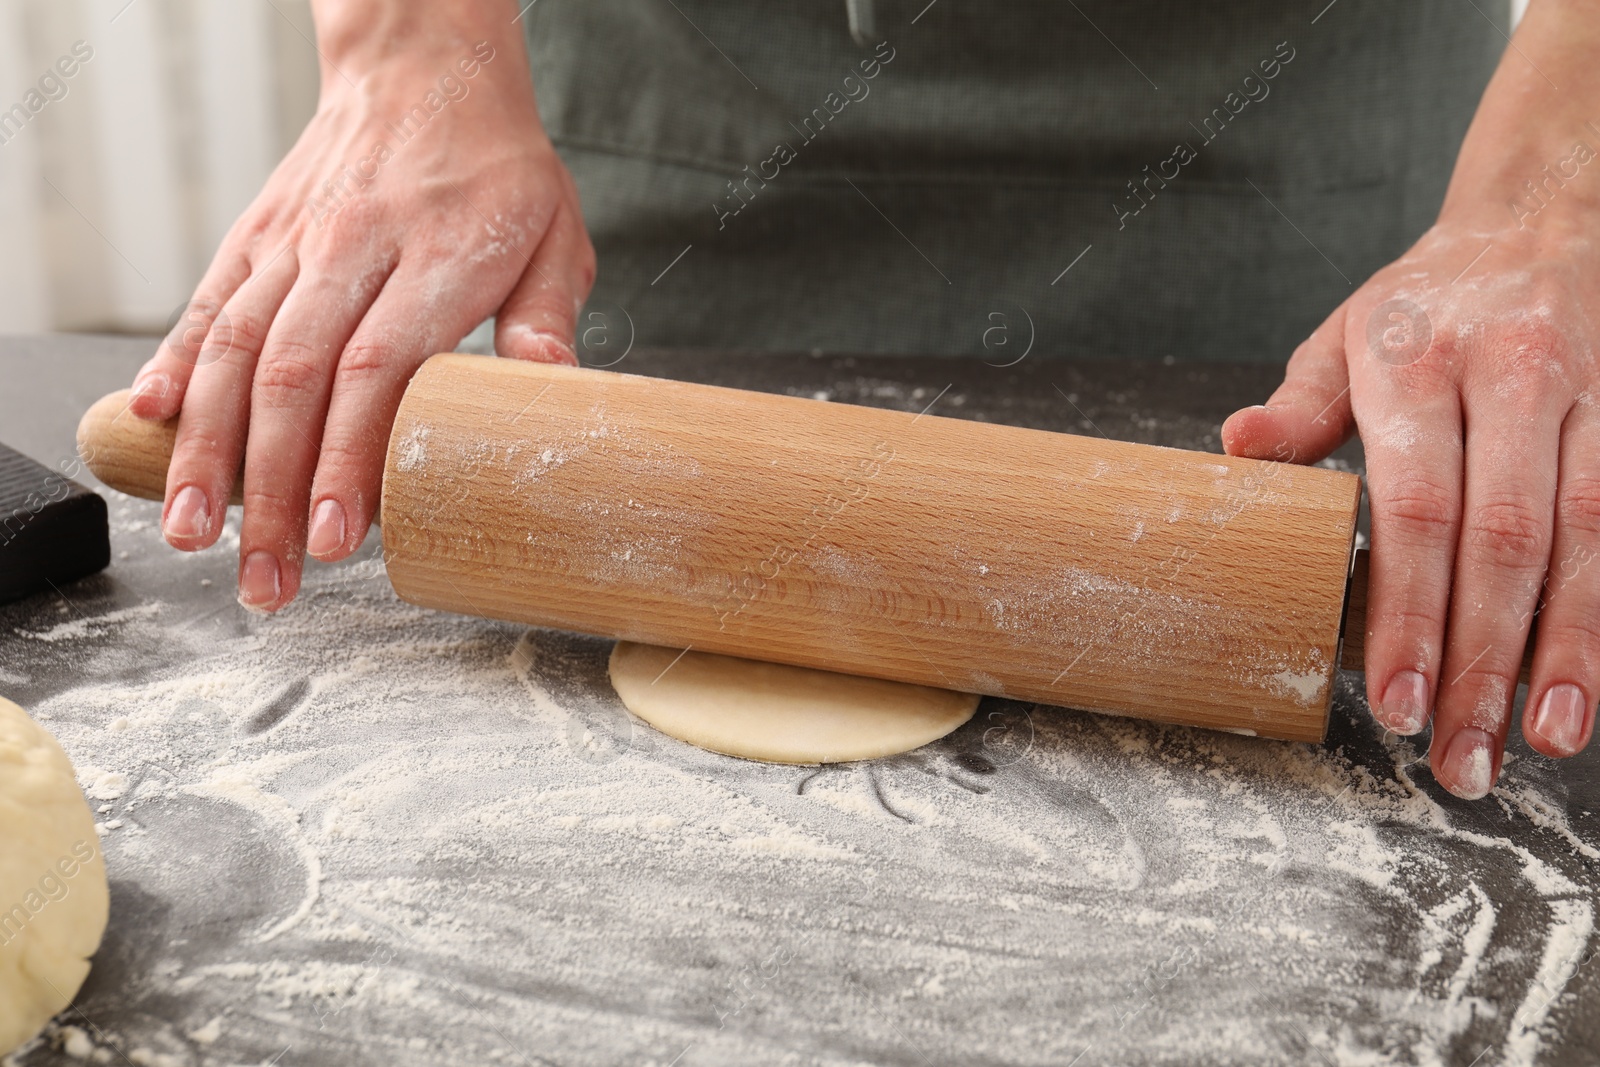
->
xmin=607 ymin=642 xmax=981 ymax=764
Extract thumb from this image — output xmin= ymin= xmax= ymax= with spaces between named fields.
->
xmin=494 ymin=202 xmax=596 ymax=366
xmin=1222 ymin=305 xmax=1354 ymax=464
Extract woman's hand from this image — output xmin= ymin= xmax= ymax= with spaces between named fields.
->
xmin=128 ymin=0 xmax=594 ymax=612
xmin=1222 ymin=0 xmax=1600 ymax=798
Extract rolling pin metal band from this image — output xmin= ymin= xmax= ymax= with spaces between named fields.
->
xmin=1339 ymin=547 xmax=1536 ymax=684
xmin=381 ymin=354 xmax=1363 ymax=742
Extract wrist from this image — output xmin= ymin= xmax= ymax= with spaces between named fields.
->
xmin=1436 ymin=0 xmax=1600 ymax=235
xmin=310 ymin=0 xmax=524 ymax=78
xmin=1441 ymin=131 xmax=1600 ymax=239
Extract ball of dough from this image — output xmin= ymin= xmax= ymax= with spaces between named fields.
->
xmin=608 ymin=642 xmax=980 ymax=764
xmin=0 ymin=696 xmax=109 ymax=1055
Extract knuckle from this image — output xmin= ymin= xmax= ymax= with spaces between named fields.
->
xmin=234 ymin=207 xmax=276 ymax=241
xmin=318 ymin=198 xmax=385 ymax=244
xmin=1371 ymin=603 xmax=1443 ymax=638
xmin=1557 ymin=475 xmax=1600 ymax=536
xmin=1538 ymin=616 xmax=1600 ymax=661
xmin=253 ymin=340 xmax=329 ymax=400
xmin=1371 ymin=348 xmax=1456 ymax=397
xmin=1464 ymin=495 xmax=1550 ymax=563
xmin=1374 ymin=477 xmax=1458 ymax=544
xmin=172 ymin=428 xmax=232 ymax=470
xmin=315 ymin=434 xmax=382 ymax=481
xmin=1423 ymin=324 xmax=1460 ymax=357
xmin=1504 ymin=314 xmax=1565 ymax=358
xmin=335 ymin=340 xmax=396 ymax=382
xmin=210 ymin=308 xmax=271 ymax=361
xmin=241 ymin=484 xmax=300 ymax=521
xmin=1391 ymin=361 xmax=1455 ymax=396
xmin=1488 ymin=318 xmax=1569 ymax=384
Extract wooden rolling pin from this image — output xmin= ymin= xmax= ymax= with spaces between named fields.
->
xmin=80 ymin=353 xmax=1368 ymax=742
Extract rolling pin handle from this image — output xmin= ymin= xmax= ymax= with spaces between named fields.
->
xmin=76 ymin=389 xmax=243 ymax=505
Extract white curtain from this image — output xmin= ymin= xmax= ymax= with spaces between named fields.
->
xmin=0 ymin=0 xmax=316 ymax=334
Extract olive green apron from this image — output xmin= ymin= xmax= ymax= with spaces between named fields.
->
xmin=521 ymin=1 xmax=1506 ymax=361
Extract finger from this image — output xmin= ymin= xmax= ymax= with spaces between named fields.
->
xmin=161 ymin=251 xmax=300 ymax=551
xmin=493 ymin=201 xmax=595 ymax=366
xmin=1429 ymin=375 xmax=1563 ymax=799
xmin=1524 ymin=400 xmax=1600 ymax=758
xmin=130 ymin=253 xmax=255 ymax=421
xmin=236 ymin=263 xmax=396 ymax=610
xmin=307 ymin=265 xmax=506 ymax=563
xmin=1221 ymin=306 xmax=1354 ymax=465
xmin=1352 ymin=357 xmax=1464 ymax=741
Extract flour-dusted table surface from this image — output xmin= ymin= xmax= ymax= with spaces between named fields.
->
xmin=3 ymin=334 xmax=1597 ymax=1067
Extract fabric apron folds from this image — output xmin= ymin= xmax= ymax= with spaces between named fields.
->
xmin=521 ymin=0 xmax=1506 ymax=362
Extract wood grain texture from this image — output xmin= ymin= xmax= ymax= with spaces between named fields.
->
xmin=382 ymin=355 xmax=1362 ymax=741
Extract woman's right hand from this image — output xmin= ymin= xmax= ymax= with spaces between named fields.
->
xmin=127 ymin=0 xmax=594 ymax=613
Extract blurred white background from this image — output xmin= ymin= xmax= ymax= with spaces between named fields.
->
xmin=0 ymin=0 xmax=1530 ymax=338
xmin=0 ymin=0 xmax=316 ymax=335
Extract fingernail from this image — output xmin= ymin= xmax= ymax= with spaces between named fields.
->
xmin=239 ymin=550 xmax=282 ymax=611
xmin=1438 ymin=727 xmax=1497 ymax=800
xmin=531 ymin=331 xmax=579 ymax=366
xmin=134 ymin=372 xmax=171 ymax=400
xmin=1380 ymin=669 xmax=1430 ymax=734
xmin=306 ymin=498 xmax=347 ymax=559
xmin=506 ymin=324 xmax=579 ymax=366
xmin=1530 ymin=683 xmax=1590 ymax=755
xmin=164 ymin=485 xmax=210 ymax=541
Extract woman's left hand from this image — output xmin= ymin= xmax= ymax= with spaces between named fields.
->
xmin=1220 ymin=0 xmax=1600 ymax=800
xmin=1223 ymin=217 xmax=1600 ymax=799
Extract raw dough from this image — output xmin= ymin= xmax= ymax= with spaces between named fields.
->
xmin=0 ymin=696 xmax=109 ymax=1055
xmin=607 ymin=642 xmax=980 ymax=764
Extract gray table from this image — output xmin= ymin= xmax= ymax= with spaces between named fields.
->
xmin=3 ymin=334 xmax=1596 ymax=1067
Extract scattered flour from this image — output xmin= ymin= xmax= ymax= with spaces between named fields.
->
xmin=16 ymin=603 xmax=161 ymax=643
xmin=1 ymin=496 xmax=1595 ymax=1066
xmin=1270 ymin=666 xmax=1327 ymax=707
xmin=394 ymin=425 xmax=430 ymax=472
